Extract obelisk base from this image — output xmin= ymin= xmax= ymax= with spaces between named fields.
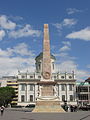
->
xmin=32 ymin=97 xmax=65 ymax=112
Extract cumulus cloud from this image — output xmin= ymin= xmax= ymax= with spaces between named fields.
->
xmin=66 ymin=27 xmax=90 ymax=41
xmin=53 ymin=18 xmax=77 ymax=29
xmin=66 ymin=8 xmax=82 ymax=15
xmin=52 ymin=18 xmax=77 ymax=35
xmin=55 ymin=60 xmax=90 ymax=81
xmin=60 ymin=41 xmax=71 ymax=52
xmin=0 ymin=15 xmax=41 ymax=41
xmin=60 ymin=45 xmax=70 ymax=52
xmin=63 ymin=19 xmax=77 ymax=26
xmin=9 ymin=24 xmax=41 ymax=38
xmin=54 ymin=41 xmax=89 ymax=81
xmin=0 ymin=15 xmax=16 ymax=30
xmin=0 ymin=43 xmax=35 ymax=76
xmin=0 ymin=30 xmax=5 ymax=40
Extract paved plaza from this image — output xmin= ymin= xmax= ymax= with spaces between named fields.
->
xmin=0 ymin=109 xmax=90 ymax=120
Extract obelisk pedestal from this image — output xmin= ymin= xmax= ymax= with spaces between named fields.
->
xmin=32 ymin=24 xmax=65 ymax=112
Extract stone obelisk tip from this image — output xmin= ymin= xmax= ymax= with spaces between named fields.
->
xmin=44 ymin=24 xmax=48 ymax=29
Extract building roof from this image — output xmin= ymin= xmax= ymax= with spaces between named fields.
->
xmin=76 ymin=82 xmax=90 ymax=86
xmin=35 ymin=52 xmax=56 ymax=60
xmin=85 ymin=77 xmax=90 ymax=83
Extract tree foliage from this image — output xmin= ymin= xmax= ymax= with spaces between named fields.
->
xmin=0 ymin=86 xmax=15 ymax=107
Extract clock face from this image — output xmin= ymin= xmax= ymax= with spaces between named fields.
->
xmin=43 ymin=72 xmax=50 ymax=79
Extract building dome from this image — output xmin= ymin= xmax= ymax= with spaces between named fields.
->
xmin=35 ymin=52 xmax=56 ymax=61
xmin=35 ymin=52 xmax=56 ymax=73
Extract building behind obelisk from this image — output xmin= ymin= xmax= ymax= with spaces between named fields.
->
xmin=17 ymin=24 xmax=77 ymax=111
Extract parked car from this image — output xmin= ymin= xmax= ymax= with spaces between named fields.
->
xmin=25 ymin=104 xmax=35 ymax=108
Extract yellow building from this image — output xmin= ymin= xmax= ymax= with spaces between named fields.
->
xmin=2 ymin=76 xmax=18 ymax=106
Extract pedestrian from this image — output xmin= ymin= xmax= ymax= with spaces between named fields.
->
xmin=0 ymin=106 xmax=4 ymax=116
xmin=70 ymin=105 xmax=73 ymax=112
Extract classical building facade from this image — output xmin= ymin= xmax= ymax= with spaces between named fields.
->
xmin=17 ymin=24 xmax=77 ymax=106
xmin=76 ymin=77 xmax=90 ymax=106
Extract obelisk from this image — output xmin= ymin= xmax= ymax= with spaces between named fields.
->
xmin=42 ymin=24 xmax=51 ymax=80
xmin=32 ymin=24 xmax=65 ymax=112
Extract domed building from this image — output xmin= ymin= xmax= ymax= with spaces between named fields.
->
xmin=17 ymin=24 xmax=77 ymax=107
xmin=35 ymin=52 xmax=56 ymax=74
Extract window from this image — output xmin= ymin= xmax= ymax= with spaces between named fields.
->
xmin=62 ymin=95 xmax=65 ymax=101
xmin=69 ymin=84 xmax=73 ymax=91
xmin=70 ymin=95 xmax=73 ymax=101
xmin=79 ymin=94 xmax=88 ymax=100
xmin=22 ymin=75 xmax=25 ymax=79
xmin=54 ymin=76 xmax=56 ymax=79
xmin=61 ymin=84 xmax=65 ymax=91
xmin=30 ymin=95 xmax=33 ymax=102
xmin=69 ymin=76 xmax=72 ymax=79
xmin=61 ymin=76 xmax=64 ymax=79
xmin=21 ymin=95 xmax=25 ymax=102
xmin=80 ymin=87 xmax=88 ymax=92
xmin=30 ymin=76 xmax=33 ymax=78
xmin=30 ymin=84 xmax=34 ymax=91
xmin=52 ymin=62 xmax=54 ymax=70
xmin=38 ymin=64 xmax=41 ymax=70
xmin=21 ymin=84 xmax=25 ymax=91
xmin=38 ymin=76 xmax=41 ymax=79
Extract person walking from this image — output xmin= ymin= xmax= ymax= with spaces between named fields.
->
xmin=0 ymin=106 xmax=4 ymax=116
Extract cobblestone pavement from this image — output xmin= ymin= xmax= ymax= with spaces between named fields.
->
xmin=0 ymin=109 xmax=90 ymax=120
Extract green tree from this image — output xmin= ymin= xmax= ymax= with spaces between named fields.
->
xmin=0 ymin=86 xmax=15 ymax=107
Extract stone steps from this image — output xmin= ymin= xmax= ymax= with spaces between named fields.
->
xmin=32 ymin=98 xmax=65 ymax=112
xmin=33 ymin=105 xmax=65 ymax=112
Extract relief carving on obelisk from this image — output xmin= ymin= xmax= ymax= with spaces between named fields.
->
xmin=42 ymin=24 xmax=51 ymax=80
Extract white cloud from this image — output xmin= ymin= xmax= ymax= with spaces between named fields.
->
xmin=9 ymin=24 xmax=41 ymax=38
xmin=66 ymin=8 xmax=82 ymax=15
xmin=0 ymin=43 xmax=35 ymax=57
xmin=0 ymin=57 xmax=35 ymax=76
xmin=52 ymin=18 xmax=77 ymax=34
xmin=60 ymin=45 xmax=71 ymax=52
xmin=0 ymin=30 xmax=5 ymax=40
xmin=60 ymin=41 xmax=71 ymax=52
xmin=55 ymin=60 xmax=90 ymax=81
xmin=53 ymin=18 xmax=77 ymax=28
xmin=0 ymin=15 xmax=16 ymax=30
xmin=54 ymin=42 xmax=89 ymax=81
xmin=12 ymin=43 xmax=35 ymax=56
xmin=66 ymin=27 xmax=90 ymax=41
xmin=62 ymin=41 xmax=71 ymax=46
xmin=0 ymin=43 xmax=35 ymax=76
xmin=63 ymin=19 xmax=77 ymax=26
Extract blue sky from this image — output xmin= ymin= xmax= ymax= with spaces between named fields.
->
xmin=0 ymin=0 xmax=90 ymax=81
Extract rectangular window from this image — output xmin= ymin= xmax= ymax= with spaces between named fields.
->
xmin=61 ymin=84 xmax=65 ymax=91
xmin=21 ymin=84 xmax=25 ymax=91
xmin=70 ymin=95 xmax=73 ymax=101
xmin=69 ymin=84 xmax=73 ymax=91
xmin=30 ymin=76 xmax=33 ymax=78
xmin=38 ymin=76 xmax=41 ymax=79
xmin=22 ymin=75 xmax=25 ymax=79
xmin=62 ymin=95 xmax=65 ymax=101
xmin=30 ymin=84 xmax=34 ymax=91
xmin=30 ymin=95 xmax=33 ymax=102
xmin=21 ymin=95 xmax=25 ymax=102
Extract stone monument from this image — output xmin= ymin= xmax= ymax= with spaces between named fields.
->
xmin=33 ymin=24 xmax=65 ymax=112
